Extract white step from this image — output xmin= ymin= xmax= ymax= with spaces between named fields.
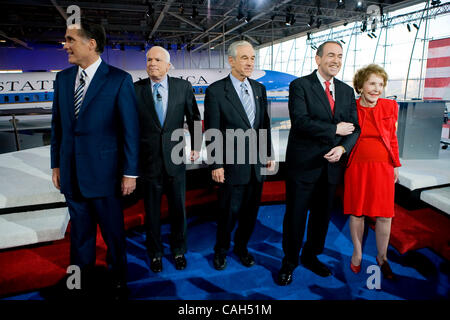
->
xmin=420 ymin=187 xmax=450 ymax=216
xmin=398 ymin=149 xmax=450 ymax=191
xmin=0 ymin=207 xmax=69 ymax=249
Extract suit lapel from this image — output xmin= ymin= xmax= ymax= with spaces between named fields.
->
xmin=249 ymin=79 xmax=260 ymax=129
xmin=164 ymin=76 xmax=176 ymax=130
xmin=77 ymin=61 xmax=108 ymax=119
xmin=333 ymin=80 xmax=345 ymax=117
xmin=142 ymin=78 xmax=162 ymax=129
xmin=225 ymin=76 xmax=252 ymax=128
xmin=310 ymin=71 xmax=333 ymax=120
xmin=64 ymin=66 xmax=78 ymax=123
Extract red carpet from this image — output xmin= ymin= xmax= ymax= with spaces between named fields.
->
xmin=389 ymin=204 xmax=450 ymax=260
xmin=1 ymin=180 xmax=447 ymax=297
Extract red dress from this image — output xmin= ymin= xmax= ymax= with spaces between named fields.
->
xmin=343 ymin=99 xmax=396 ymax=218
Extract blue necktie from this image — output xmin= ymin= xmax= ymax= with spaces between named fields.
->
xmin=153 ymin=83 xmax=165 ymax=126
xmin=74 ymin=70 xmax=86 ymax=119
xmin=240 ymin=82 xmax=255 ymax=127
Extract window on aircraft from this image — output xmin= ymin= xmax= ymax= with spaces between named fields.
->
xmin=45 ymin=94 xmax=49 ymax=100
xmin=15 ymin=95 xmax=19 ymax=102
xmin=34 ymin=94 xmax=39 ymax=101
xmin=4 ymin=96 xmax=9 ymax=103
xmin=199 ymin=88 xmax=203 ymax=94
xmin=192 ymin=88 xmax=196 ymax=94
xmin=24 ymin=96 xmax=30 ymax=102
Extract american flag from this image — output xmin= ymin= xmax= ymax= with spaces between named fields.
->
xmin=424 ymin=37 xmax=450 ymax=138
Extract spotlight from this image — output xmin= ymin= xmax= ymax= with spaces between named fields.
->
xmin=237 ymin=0 xmax=245 ymax=21
xmin=407 ymin=24 xmax=411 ymax=32
xmin=355 ymin=1 xmax=363 ymax=11
xmin=285 ymin=14 xmax=291 ymax=26
xmin=371 ymin=18 xmax=377 ymax=32
xmin=308 ymin=15 xmax=315 ymax=27
xmin=361 ymin=20 xmax=367 ymax=32
xmin=191 ymin=6 xmax=198 ymax=19
xmin=245 ymin=11 xmax=253 ymax=23
xmin=337 ymin=0 xmax=345 ymax=9
xmin=290 ymin=15 xmax=296 ymax=26
xmin=146 ymin=3 xmax=154 ymax=17
xmin=316 ymin=18 xmax=322 ymax=29
xmin=413 ymin=23 xmax=419 ymax=30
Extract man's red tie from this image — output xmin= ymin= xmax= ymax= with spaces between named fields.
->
xmin=325 ymin=81 xmax=334 ymax=115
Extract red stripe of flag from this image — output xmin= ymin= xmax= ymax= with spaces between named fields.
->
xmin=428 ymin=38 xmax=450 ymax=49
xmin=426 ymin=57 xmax=450 ymax=68
xmin=424 ymin=77 xmax=450 ymax=88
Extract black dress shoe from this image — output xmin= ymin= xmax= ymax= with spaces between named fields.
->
xmin=277 ymin=266 xmax=293 ymax=286
xmin=301 ymin=255 xmax=332 ymax=277
xmin=150 ymin=257 xmax=163 ymax=273
xmin=213 ymin=253 xmax=227 ymax=270
xmin=174 ymin=255 xmax=187 ymax=270
xmin=234 ymin=251 xmax=255 ymax=267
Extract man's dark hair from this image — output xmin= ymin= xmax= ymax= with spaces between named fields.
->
xmin=77 ymin=19 xmax=106 ymax=54
xmin=316 ymin=40 xmax=342 ymax=57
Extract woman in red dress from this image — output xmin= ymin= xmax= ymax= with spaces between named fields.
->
xmin=344 ymin=64 xmax=401 ymax=279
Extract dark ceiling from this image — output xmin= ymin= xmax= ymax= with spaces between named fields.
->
xmin=0 ymin=0 xmax=425 ymax=51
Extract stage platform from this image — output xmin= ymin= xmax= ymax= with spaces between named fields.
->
xmin=420 ymin=187 xmax=450 ymax=216
xmin=398 ymin=149 xmax=450 ymax=215
xmin=0 ymin=208 xmax=69 ymax=250
xmin=398 ymin=149 xmax=450 ymax=191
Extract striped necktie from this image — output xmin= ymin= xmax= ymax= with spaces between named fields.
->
xmin=74 ymin=70 xmax=87 ymax=119
xmin=240 ymin=82 xmax=255 ymax=127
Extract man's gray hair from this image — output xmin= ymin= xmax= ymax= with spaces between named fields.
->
xmin=227 ymin=40 xmax=253 ymax=58
xmin=316 ymin=41 xmax=342 ymax=57
xmin=147 ymin=45 xmax=171 ymax=63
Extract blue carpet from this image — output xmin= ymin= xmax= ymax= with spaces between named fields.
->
xmin=4 ymin=204 xmax=450 ymax=300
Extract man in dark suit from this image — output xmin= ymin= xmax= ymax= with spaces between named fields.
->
xmin=51 ymin=21 xmax=139 ymax=297
xmin=277 ymin=41 xmax=360 ymax=285
xmin=204 ymin=40 xmax=275 ymax=270
xmin=134 ymin=46 xmax=201 ymax=273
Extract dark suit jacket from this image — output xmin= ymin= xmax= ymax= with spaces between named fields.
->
xmin=134 ymin=76 xmax=201 ymax=179
xmin=204 ymin=75 xmax=272 ymax=185
xmin=51 ymin=61 xmax=140 ymax=198
xmin=286 ymin=70 xmax=360 ymax=184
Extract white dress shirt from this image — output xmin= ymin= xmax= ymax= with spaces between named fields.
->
xmin=316 ymin=70 xmax=335 ymax=100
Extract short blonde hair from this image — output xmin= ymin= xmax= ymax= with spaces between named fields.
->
xmin=353 ymin=64 xmax=388 ymax=94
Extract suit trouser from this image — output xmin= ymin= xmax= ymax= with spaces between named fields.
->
xmin=142 ymin=171 xmax=187 ymax=259
xmin=282 ymin=166 xmax=337 ymax=269
xmin=214 ymin=174 xmax=263 ymax=255
xmin=65 ymin=194 xmax=127 ymax=284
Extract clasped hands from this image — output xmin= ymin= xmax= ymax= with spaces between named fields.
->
xmin=324 ymin=121 xmax=355 ymax=163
